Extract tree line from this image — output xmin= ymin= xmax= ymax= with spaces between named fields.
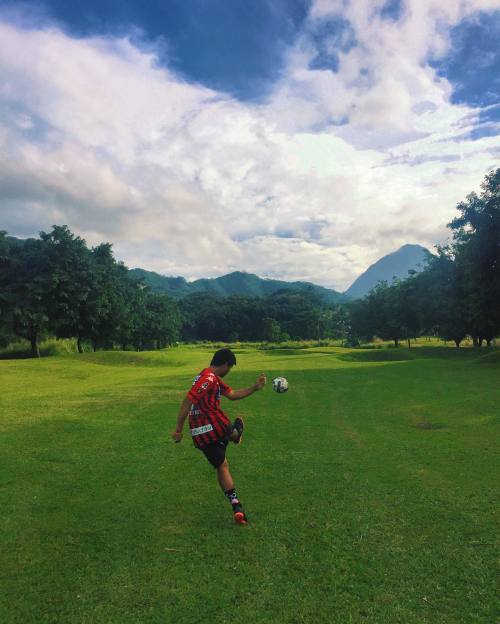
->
xmin=0 ymin=169 xmax=498 ymax=356
xmin=0 ymin=228 xmax=181 ymax=356
xmin=349 ymin=168 xmax=499 ymax=348
xmin=0 ymin=226 xmax=349 ymax=356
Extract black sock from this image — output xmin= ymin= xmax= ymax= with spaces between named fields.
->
xmin=224 ymin=488 xmax=241 ymax=507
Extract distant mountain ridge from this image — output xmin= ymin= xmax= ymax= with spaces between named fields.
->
xmin=4 ymin=235 xmax=430 ymax=301
xmin=129 ymin=269 xmax=346 ymax=303
xmin=344 ymin=244 xmax=430 ymax=299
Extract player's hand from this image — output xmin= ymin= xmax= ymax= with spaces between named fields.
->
xmin=254 ymin=373 xmax=266 ymax=390
xmin=171 ymin=431 xmax=183 ymax=443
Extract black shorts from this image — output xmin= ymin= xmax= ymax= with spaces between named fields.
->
xmin=199 ymin=440 xmax=228 ymax=468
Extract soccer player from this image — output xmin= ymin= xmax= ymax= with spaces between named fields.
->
xmin=172 ymin=348 xmax=266 ymax=524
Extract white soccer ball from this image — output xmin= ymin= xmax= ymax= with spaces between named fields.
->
xmin=273 ymin=377 xmax=289 ymax=393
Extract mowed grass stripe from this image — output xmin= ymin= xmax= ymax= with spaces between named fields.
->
xmin=1 ymin=346 xmax=498 ymax=623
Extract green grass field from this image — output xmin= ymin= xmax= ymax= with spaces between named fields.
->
xmin=1 ymin=344 xmax=498 ymax=624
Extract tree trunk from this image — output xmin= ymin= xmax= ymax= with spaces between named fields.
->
xmin=394 ymin=338 xmax=399 ymax=347
xmin=486 ymin=338 xmax=492 ymax=347
xmin=454 ymin=338 xmax=461 ymax=348
xmin=407 ymin=338 xmax=411 ymax=349
xmin=77 ymin=336 xmax=83 ymax=353
xmin=472 ymin=336 xmax=479 ymax=347
xmin=92 ymin=339 xmax=97 ymax=352
xmin=30 ymin=334 xmax=40 ymax=358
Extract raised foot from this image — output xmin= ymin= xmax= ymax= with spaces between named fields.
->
xmin=231 ymin=417 xmax=244 ymax=445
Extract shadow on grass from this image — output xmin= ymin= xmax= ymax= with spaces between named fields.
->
xmin=65 ymin=351 xmax=187 ymax=368
xmin=339 ymin=346 xmax=500 ymax=363
xmin=339 ymin=350 xmax=415 ymax=362
xmin=475 ymin=350 xmax=500 ymax=365
xmin=0 ymin=350 xmax=37 ymax=360
xmin=0 ymin=346 xmax=59 ymax=360
xmin=262 ymin=349 xmax=318 ymax=357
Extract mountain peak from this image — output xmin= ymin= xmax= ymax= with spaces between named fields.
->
xmin=344 ymin=244 xmax=429 ymax=299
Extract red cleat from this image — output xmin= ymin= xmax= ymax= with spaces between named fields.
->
xmin=232 ymin=503 xmax=249 ymax=524
xmin=233 ymin=510 xmax=248 ymax=525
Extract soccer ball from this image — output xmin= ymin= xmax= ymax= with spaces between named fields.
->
xmin=272 ymin=377 xmax=289 ymax=393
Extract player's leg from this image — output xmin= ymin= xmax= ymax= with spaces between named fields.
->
xmin=216 ymin=457 xmax=233 ymax=490
xmin=199 ymin=442 xmax=248 ymax=524
xmin=218 ymin=459 xmax=248 ymax=525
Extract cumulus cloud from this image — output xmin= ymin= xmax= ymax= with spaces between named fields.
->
xmin=0 ymin=2 xmax=499 ymax=291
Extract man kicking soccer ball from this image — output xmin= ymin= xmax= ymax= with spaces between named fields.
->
xmin=171 ymin=348 xmax=266 ymax=524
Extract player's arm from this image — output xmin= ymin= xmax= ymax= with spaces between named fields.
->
xmin=226 ymin=373 xmax=266 ymax=401
xmin=171 ymin=395 xmax=192 ymax=443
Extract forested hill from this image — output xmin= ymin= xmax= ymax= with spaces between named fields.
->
xmin=5 ymin=235 xmax=428 ymax=303
xmin=345 ymin=244 xmax=429 ymax=299
xmin=129 ymin=268 xmax=346 ymax=303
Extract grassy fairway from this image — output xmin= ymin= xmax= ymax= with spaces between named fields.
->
xmin=1 ymin=345 xmax=498 ymax=624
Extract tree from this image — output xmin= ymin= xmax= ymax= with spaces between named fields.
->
xmin=266 ymin=290 xmax=322 ymax=340
xmin=224 ymin=295 xmax=264 ymax=341
xmin=179 ymin=293 xmax=227 ymax=341
xmin=394 ymin=275 xmax=421 ymax=347
xmin=38 ymin=226 xmax=94 ymax=352
xmin=0 ymin=231 xmax=11 ymax=322
xmin=448 ymin=168 xmax=500 ymax=345
xmin=416 ymin=250 xmax=468 ymax=347
xmin=328 ymin=305 xmax=350 ymax=342
xmin=143 ymin=292 xmax=181 ymax=349
xmin=0 ymin=232 xmax=16 ymax=348
xmin=83 ymin=244 xmax=131 ymax=351
xmin=4 ymin=238 xmax=50 ymax=357
xmin=358 ymin=281 xmax=403 ymax=347
xmin=262 ymin=317 xmax=281 ymax=342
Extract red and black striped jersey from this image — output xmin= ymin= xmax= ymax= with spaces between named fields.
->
xmin=187 ymin=368 xmax=233 ymax=448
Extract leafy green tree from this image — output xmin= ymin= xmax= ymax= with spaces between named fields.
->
xmin=394 ymin=275 xmax=422 ymax=347
xmin=143 ymin=292 xmax=182 ymax=348
xmin=416 ymin=250 xmax=468 ymax=347
xmin=347 ymin=296 xmax=373 ymax=344
xmin=4 ymin=238 xmax=50 ymax=357
xmin=224 ymin=295 xmax=264 ymax=341
xmin=126 ymin=283 xmax=150 ymax=351
xmin=0 ymin=232 xmax=16 ymax=347
xmin=37 ymin=226 xmax=94 ymax=352
xmin=448 ymin=168 xmax=500 ymax=345
xmin=266 ymin=290 xmax=322 ymax=340
xmin=84 ymin=244 xmax=131 ymax=351
xmin=329 ymin=305 xmax=351 ymax=342
xmin=363 ymin=282 xmax=402 ymax=346
xmin=0 ymin=231 xmax=11 ymax=319
xmin=179 ymin=293 xmax=227 ymax=341
xmin=262 ymin=317 xmax=281 ymax=342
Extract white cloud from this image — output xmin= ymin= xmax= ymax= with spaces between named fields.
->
xmin=0 ymin=3 xmax=499 ymax=292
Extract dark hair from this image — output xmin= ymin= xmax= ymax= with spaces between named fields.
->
xmin=211 ymin=348 xmax=237 ymax=367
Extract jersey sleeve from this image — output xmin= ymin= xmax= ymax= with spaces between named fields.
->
xmin=187 ymin=371 xmax=217 ymax=404
xmin=219 ymin=379 xmax=233 ymax=397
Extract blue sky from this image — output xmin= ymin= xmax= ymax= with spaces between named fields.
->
xmin=0 ymin=0 xmax=499 ymax=289
xmin=3 ymin=0 xmax=310 ymax=98
xmin=432 ymin=11 xmax=500 ymax=109
xmin=5 ymin=0 xmax=498 ymax=105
